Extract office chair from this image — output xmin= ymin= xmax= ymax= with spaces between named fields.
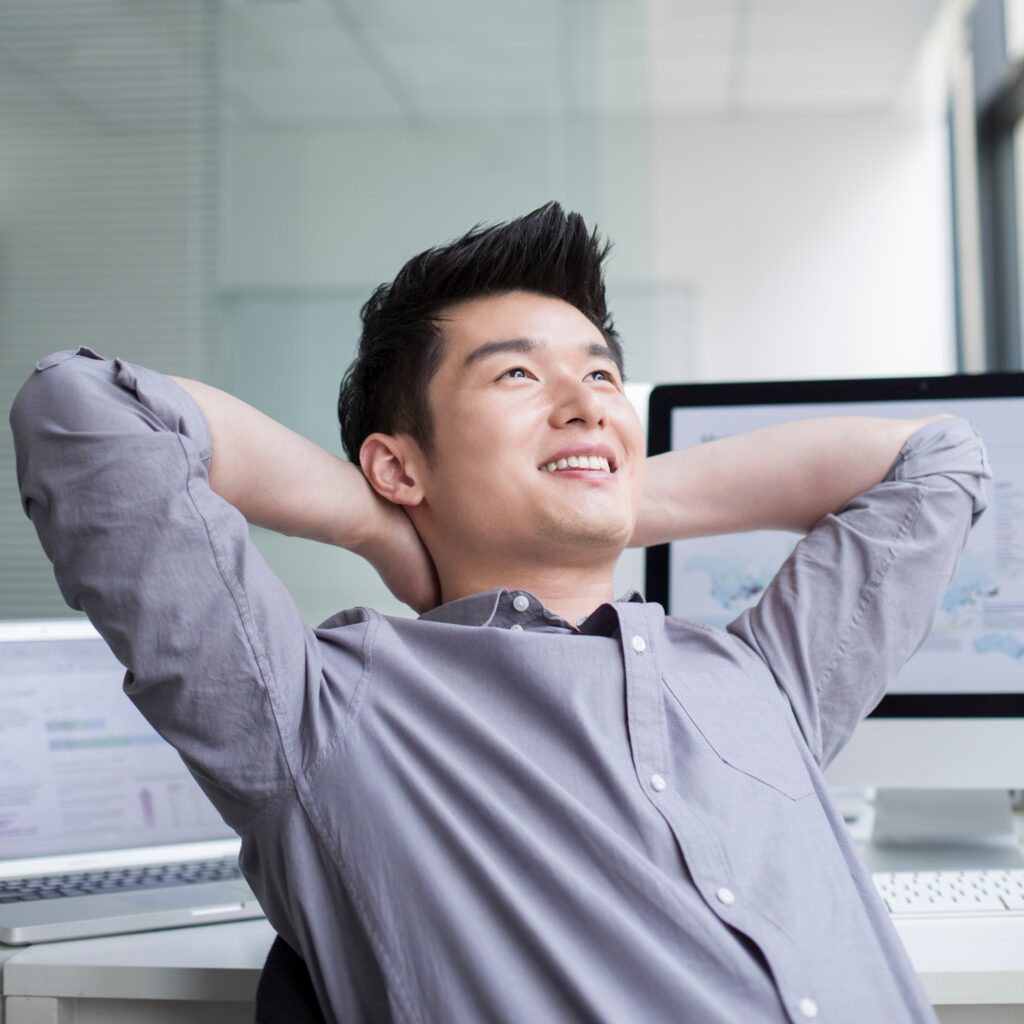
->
xmin=254 ymin=934 xmax=328 ymax=1024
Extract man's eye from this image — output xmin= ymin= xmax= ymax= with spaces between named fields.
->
xmin=498 ymin=367 xmax=618 ymax=384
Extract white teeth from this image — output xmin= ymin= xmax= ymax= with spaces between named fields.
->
xmin=540 ymin=455 xmax=613 ymax=473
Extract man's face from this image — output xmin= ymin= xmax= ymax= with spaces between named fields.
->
xmin=410 ymin=290 xmax=646 ymax=570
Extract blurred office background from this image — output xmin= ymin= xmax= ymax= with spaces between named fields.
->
xmin=1 ymin=0 xmax=1022 ymax=624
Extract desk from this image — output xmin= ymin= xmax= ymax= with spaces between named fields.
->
xmin=0 ymin=919 xmax=273 ymax=1024
xmin=897 ymin=917 xmax=1024 ymax=1021
xmin=2 ymin=915 xmax=1024 ymax=1023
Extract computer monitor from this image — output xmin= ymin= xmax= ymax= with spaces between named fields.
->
xmin=646 ymin=374 xmax=1024 ymax=871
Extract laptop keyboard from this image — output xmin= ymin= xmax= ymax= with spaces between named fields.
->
xmin=0 ymin=857 xmax=242 ymax=903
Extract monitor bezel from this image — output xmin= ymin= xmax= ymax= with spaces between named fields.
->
xmin=645 ymin=371 xmax=1024 ymax=719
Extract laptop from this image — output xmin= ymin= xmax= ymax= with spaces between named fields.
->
xmin=0 ymin=619 xmax=265 ymax=944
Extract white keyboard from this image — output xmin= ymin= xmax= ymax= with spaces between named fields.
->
xmin=873 ymin=869 xmax=1024 ymax=916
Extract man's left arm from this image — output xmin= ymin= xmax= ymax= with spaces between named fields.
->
xmin=630 ymin=414 xmax=950 ymax=546
xmin=631 ymin=415 xmax=991 ymax=768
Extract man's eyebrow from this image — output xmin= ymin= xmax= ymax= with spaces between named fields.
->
xmin=461 ymin=337 xmax=617 ymax=370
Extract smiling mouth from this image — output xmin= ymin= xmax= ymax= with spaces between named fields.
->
xmin=538 ymin=455 xmax=614 ymax=474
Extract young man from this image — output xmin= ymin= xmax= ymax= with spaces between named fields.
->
xmin=11 ymin=202 xmax=988 ymax=1023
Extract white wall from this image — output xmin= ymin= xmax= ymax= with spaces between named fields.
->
xmin=649 ymin=111 xmax=956 ymax=381
xmin=226 ymin=108 xmax=955 ymax=380
xmin=223 ymin=120 xmax=603 ymax=290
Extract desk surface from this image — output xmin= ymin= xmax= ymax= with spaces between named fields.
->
xmin=2 ymin=919 xmax=275 ymax=1003
xmin=2 ymin=911 xmax=1024 ymax=1008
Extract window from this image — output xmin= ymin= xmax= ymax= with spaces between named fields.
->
xmin=972 ymin=0 xmax=1024 ymax=367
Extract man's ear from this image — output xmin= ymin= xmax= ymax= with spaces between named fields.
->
xmin=359 ymin=433 xmax=424 ymax=507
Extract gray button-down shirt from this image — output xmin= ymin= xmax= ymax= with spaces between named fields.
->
xmin=11 ymin=349 xmax=990 ymax=1023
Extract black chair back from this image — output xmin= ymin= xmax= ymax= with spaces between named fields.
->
xmin=254 ymin=934 xmax=328 ymax=1024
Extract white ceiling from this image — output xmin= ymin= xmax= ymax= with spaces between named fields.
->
xmin=0 ymin=0 xmax=945 ymax=134
xmin=223 ymin=0 xmax=944 ymax=128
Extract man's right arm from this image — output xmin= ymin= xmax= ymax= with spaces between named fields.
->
xmin=167 ymin=376 xmax=439 ymax=613
xmin=8 ymin=348 xmax=418 ymax=829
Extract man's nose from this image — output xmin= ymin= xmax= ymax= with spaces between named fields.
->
xmin=549 ymin=378 xmax=606 ymax=427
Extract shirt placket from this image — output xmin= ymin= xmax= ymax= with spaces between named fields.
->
xmin=615 ymin=603 xmax=823 ymax=1024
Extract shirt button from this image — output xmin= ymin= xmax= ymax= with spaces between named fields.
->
xmin=798 ymin=997 xmax=818 ymax=1019
xmin=512 ymin=595 xmax=530 ymax=612
xmin=631 ymin=635 xmax=646 ymax=652
xmin=650 ymin=773 xmax=666 ymax=792
xmin=716 ymin=887 xmax=736 ymax=906
xmin=510 ymin=624 xmax=524 ymax=632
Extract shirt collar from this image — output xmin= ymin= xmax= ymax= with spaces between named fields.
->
xmin=418 ymin=587 xmax=646 ymax=633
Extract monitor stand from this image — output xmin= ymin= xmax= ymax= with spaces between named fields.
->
xmin=857 ymin=788 xmax=1023 ymax=872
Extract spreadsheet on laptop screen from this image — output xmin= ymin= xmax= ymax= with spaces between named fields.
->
xmin=0 ymin=632 xmax=232 ymax=861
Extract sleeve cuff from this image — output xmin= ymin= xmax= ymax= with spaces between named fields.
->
xmin=33 ymin=346 xmax=213 ymax=464
xmin=113 ymin=357 xmax=213 ymax=464
xmin=885 ymin=416 xmax=992 ymax=524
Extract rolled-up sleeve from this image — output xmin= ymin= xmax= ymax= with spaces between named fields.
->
xmin=9 ymin=347 xmax=337 ymax=832
xmin=727 ymin=416 xmax=991 ymax=769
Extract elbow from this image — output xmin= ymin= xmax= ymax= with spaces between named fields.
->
xmin=11 ymin=349 xmax=108 ymax=438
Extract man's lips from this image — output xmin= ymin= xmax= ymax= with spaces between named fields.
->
xmin=539 ymin=466 xmax=616 ymax=483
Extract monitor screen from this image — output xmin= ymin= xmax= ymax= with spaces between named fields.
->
xmin=645 ymin=374 xmax=1024 ymax=718
xmin=0 ymin=620 xmax=233 ymax=862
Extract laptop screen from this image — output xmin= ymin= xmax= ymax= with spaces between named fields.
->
xmin=0 ymin=620 xmax=234 ymax=861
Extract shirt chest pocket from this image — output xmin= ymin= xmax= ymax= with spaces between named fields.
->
xmin=662 ymin=671 xmax=815 ymax=801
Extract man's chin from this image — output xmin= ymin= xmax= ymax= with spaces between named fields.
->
xmin=540 ymin=515 xmax=632 ymax=552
